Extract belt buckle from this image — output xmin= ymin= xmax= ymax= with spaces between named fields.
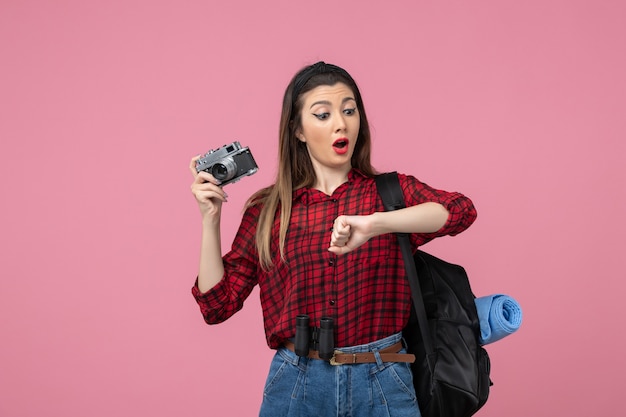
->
xmin=329 ymin=350 xmax=343 ymax=366
xmin=329 ymin=350 xmax=358 ymax=366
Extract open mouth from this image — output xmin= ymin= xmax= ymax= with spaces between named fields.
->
xmin=333 ymin=138 xmax=349 ymax=149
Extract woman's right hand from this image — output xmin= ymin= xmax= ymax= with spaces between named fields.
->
xmin=189 ymin=155 xmax=227 ymax=293
xmin=189 ymin=156 xmax=228 ymax=222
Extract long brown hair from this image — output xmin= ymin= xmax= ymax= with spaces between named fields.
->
xmin=248 ymin=62 xmax=376 ymax=270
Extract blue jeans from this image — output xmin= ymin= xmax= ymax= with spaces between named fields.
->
xmin=259 ymin=333 xmax=421 ymax=417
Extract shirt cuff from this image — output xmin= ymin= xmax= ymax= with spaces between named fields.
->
xmin=438 ymin=192 xmax=477 ymax=236
xmin=191 ymin=277 xmax=229 ymax=308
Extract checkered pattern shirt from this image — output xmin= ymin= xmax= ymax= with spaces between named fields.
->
xmin=192 ymin=170 xmax=477 ymax=349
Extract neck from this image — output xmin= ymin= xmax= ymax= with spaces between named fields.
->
xmin=313 ymin=167 xmax=351 ymax=195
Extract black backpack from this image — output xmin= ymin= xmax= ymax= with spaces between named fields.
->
xmin=375 ymin=172 xmax=491 ymax=417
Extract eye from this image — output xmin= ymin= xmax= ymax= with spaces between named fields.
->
xmin=343 ymin=108 xmax=357 ymax=116
xmin=313 ymin=112 xmax=330 ymax=120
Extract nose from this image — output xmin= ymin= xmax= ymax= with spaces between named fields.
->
xmin=334 ymin=111 xmax=347 ymax=132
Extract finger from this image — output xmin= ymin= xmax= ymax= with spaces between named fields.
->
xmin=191 ymin=179 xmax=228 ymax=200
xmin=337 ymin=223 xmax=351 ymax=236
xmin=331 ymin=230 xmax=350 ymax=248
xmin=190 ymin=157 xmax=224 ymax=186
xmin=194 ymin=171 xmax=225 ymax=187
xmin=334 ymin=215 xmax=348 ymax=228
xmin=193 ymin=188 xmax=228 ymax=204
xmin=332 ymin=228 xmax=349 ymax=242
xmin=196 ymin=171 xmax=212 ymax=184
xmin=328 ymin=245 xmax=352 ymax=255
xmin=330 ymin=236 xmax=346 ymax=248
xmin=189 ymin=155 xmax=202 ymax=177
xmin=333 ymin=224 xmax=350 ymax=239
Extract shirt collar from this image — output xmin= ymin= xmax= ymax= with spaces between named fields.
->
xmin=293 ymin=169 xmax=368 ymax=204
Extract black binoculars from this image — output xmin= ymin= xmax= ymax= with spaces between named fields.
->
xmin=294 ymin=314 xmax=335 ymax=360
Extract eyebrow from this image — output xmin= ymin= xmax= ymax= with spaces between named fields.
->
xmin=309 ymin=97 xmax=356 ymax=109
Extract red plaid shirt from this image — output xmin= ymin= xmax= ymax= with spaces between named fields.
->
xmin=192 ymin=170 xmax=477 ymax=349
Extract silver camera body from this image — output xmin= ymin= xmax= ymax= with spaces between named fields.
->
xmin=195 ymin=141 xmax=258 ymax=186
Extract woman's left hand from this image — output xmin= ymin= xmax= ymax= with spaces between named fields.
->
xmin=328 ymin=215 xmax=375 ymax=255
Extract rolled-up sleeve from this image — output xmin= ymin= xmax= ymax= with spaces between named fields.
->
xmin=398 ymin=173 xmax=477 ymax=247
xmin=191 ymin=205 xmax=261 ymax=324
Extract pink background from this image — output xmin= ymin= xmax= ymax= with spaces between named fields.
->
xmin=1 ymin=1 xmax=625 ymax=416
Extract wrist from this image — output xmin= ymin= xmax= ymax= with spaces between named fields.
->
xmin=201 ymin=212 xmax=221 ymax=229
xmin=369 ymin=212 xmax=387 ymax=238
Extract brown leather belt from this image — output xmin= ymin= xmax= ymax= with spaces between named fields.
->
xmin=283 ymin=341 xmax=415 ymax=365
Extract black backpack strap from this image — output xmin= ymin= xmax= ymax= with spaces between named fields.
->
xmin=375 ymin=173 xmax=435 ymax=363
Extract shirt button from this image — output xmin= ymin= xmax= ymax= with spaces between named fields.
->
xmin=328 ymin=260 xmax=335 ymax=266
xmin=329 ymin=300 xmax=336 ymax=306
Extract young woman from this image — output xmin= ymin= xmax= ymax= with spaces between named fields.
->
xmin=189 ymin=61 xmax=477 ymax=417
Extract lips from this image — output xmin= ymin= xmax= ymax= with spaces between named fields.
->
xmin=332 ymin=138 xmax=349 ymax=154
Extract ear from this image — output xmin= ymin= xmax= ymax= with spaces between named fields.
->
xmin=291 ymin=120 xmax=305 ymax=142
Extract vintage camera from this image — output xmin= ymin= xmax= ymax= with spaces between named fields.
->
xmin=195 ymin=142 xmax=258 ymax=186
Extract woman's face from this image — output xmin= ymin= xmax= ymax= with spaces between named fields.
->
xmin=296 ymin=82 xmax=360 ymax=174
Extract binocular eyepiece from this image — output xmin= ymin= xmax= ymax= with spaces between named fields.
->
xmin=294 ymin=315 xmax=311 ymax=357
xmin=294 ymin=314 xmax=335 ymax=360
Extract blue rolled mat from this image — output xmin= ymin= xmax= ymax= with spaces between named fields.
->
xmin=474 ymin=294 xmax=523 ymax=345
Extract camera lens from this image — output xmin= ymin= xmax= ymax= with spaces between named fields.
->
xmin=211 ymin=157 xmax=236 ymax=181
xmin=212 ymin=164 xmax=228 ymax=180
